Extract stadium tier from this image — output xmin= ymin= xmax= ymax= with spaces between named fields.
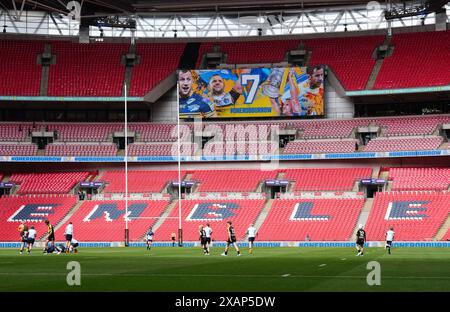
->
xmin=0 ymin=195 xmax=77 ymax=241
xmin=0 ymin=40 xmax=44 ymax=96
xmin=47 ymin=123 xmax=123 ymax=142
xmin=373 ymin=115 xmax=450 ymax=137
xmin=48 ymin=42 xmax=129 ymax=96
xmin=189 ymin=170 xmax=278 ymax=192
xmin=156 ymin=199 xmax=266 ymax=241
xmin=0 ymin=144 xmax=38 ymax=156
xmin=284 ymin=168 xmax=372 ymax=191
xmin=283 ymin=139 xmax=358 ymax=154
xmin=45 ymin=143 xmax=118 ymax=156
xmin=196 ymin=40 xmax=301 ymax=68
xmin=306 ymin=35 xmax=385 ymax=90
xmin=127 ymin=143 xmax=199 ymax=157
xmin=374 ymin=31 xmax=450 ymax=89
xmin=0 ymin=124 xmax=29 ymax=142
xmin=129 ymin=43 xmax=186 ymax=96
xmin=389 ymin=167 xmax=450 ymax=191
xmin=10 ymin=171 xmax=90 ymax=194
xmin=364 ymin=191 xmax=450 ymax=241
xmin=363 ymin=136 xmax=443 ymax=152
xmin=257 ymin=198 xmax=365 ymax=241
xmin=58 ymin=200 xmax=170 ymax=241
xmin=101 ymin=170 xmax=186 ymax=193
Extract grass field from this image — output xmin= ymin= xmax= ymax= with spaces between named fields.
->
xmin=0 ymin=246 xmax=449 ymax=292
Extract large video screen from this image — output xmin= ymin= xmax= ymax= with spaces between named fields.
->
xmin=178 ymin=66 xmax=324 ymax=119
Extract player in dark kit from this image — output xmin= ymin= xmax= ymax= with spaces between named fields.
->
xmin=355 ymin=224 xmax=366 ymax=256
xmin=18 ymin=222 xmax=29 ymax=255
xmin=199 ymin=225 xmax=209 ymax=255
xmin=43 ymin=220 xmax=55 ymax=254
xmin=221 ymin=221 xmax=241 ymax=256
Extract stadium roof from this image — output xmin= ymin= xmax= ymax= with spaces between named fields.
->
xmin=2 ymin=0 xmax=377 ymax=15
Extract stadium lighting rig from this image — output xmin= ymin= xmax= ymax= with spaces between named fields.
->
xmin=86 ymin=15 xmax=136 ymax=29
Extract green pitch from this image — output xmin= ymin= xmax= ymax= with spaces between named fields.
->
xmin=0 ymin=247 xmax=449 ymax=292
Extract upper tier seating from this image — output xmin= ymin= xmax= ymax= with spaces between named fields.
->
xmin=364 ymin=136 xmax=443 ymax=152
xmin=306 ymin=35 xmax=385 ymax=90
xmin=128 ymin=143 xmax=198 ymax=157
xmin=129 ymin=43 xmax=186 ymax=96
xmin=364 ymin=191 xmax=450 ymax=241
xmin=0 ymin=40 xmax=43 ymax=96
xmin=374 ymin=31 xmax=450 ymax=89
xmin=48 ymin=42 xmax=129 ymax=96
xmin=257 ymin=198 xmax=364 ymax=241
xmin=45 ymin=143 xmax=117 ymax=156
xmin=0 ymin=144 xmax=37 ymax=156
xmin=283 ymin=139 xmax=357 ymax=154
xmin=0 ymin=195 xmax=77 ymax=241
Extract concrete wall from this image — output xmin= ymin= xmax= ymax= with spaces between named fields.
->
xmin=151 ymin=86 xmax=178 ymax=122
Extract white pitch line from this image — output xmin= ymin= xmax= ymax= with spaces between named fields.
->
xmin=0 ymin=272 xmax=448 ymax=280
xmin=282 ymin=274 xmax=291 ymax=277
xmin=318 ymin=264 xmax=327 ymax=267
xmin=341 ymin=258 xmax=346 ymax=260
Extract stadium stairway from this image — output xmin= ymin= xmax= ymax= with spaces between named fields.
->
xmin=434 ymin=215 xmax=450 ymax=241
xmin=372 ymin=167 xmax=380 ymax=179
xmin=251 ymin=198 xmax=275 ymax=237
xmin=365 ymin=35 xmax=392 ymax=90
xmin=48 ymin=199 xmax=85 ymax=240
xmin=143 ymin=199 xmax=179 ymax=237
xmin=350 ymin=198 xmax=374 ymax=240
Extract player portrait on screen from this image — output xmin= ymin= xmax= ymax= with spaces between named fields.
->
xmin=278 ymin=66 xmax=324 ymax=116
xmin=178 ymin=70 xmax=215 ymax=118
xmin=204 ymin=71 xmax=243 ymax=117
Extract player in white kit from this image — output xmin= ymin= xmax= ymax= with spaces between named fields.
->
xmin=385 ymin=227 xmax=395 ymax=255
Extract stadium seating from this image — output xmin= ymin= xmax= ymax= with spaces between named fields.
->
xmin=156 ymin=199 xmax=266 ymax=241
xmin=48 ymin=41 xmax=129 ymax=96
xmin=0 ymin=144 xmax=37 ymax=156
xmin=0 ymin=195 xmax=77 ymax=241
xmin=364 ymin=191 xmax=450 ymax=241
xmin=202 ymin=141 xmax=278 ymax=157
xmin=257 ymin=198 xmax=365 ymax=241
xmin=45 ymin=143 xmax=117 ymax=156
xmin=59 ymin=200 xmax=170 ymax=241
xmin=0 ymin=124 xmax=30 ymax=142
xmin=130 ymin=123 xmax=179 ymax=142
xmin=129 ymin=43 xmax=186 ymax=96
xmin=101 ymin=170 xmax=186 ymax=193
xmin=190 ymin=170 xmax=278 ymax=192
xmin=283 ymin=139 xmax=357 ymax=154
xmin=128 ymin=143 xmax=198 ymax=157
xmin=372 ymin=115 xmax=450 ymax=137
xmin=306 ymin=35 xmax=385 ymax=90
xmin=284 ymin=168 xmax=372 ymax=191
xmin=10 ymin=171 xmax=90 ymax=194
xmin=0 ymin=40 xmax=44 ymax=96
xmin=389 ymin=167 xmax=450 ymax=191
xmin=47 ymin=123 xmax=123 ymax=142
xmin=364 ymin=136 xmax=443 ymax=152
xmin=374 ymin=31 xmax=450 ymax=89
xmin=196 ymin=40 xmax=300 ymax=68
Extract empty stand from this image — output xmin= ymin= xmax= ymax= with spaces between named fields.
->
xmin=283 ymin=139 xmax=357 ymax=154
xmin=0 ymin=40 xmax=43 ymax=96
xmin=306 ymin=35 xmax=384 ymax=90
xmin=129 ymin=43 xmax=185 ymax=96
xmin=10 ymin=171 xmax=90 ymax=194
xmin=284 ymin=168 xmax=372 ymax=191
xmin=0 ymin=144 xmax=37 ymax=156
xmin=364 ymin=136 xmax=443 ymax=152
xmin=364 ymin=191 xmax=450 ymax=240
xmin=156 ymin=199 xmax=266 ymax=241
xmin=190 ymin=170 xmax=277 ymax=192
xmin=48 ymin=42 xmax=129 ymax=96
xmin=389 ymin=167 xmax=450 ymax=191
xmin=0 ymin=195 xmax=77 ymax=241
xmin=101 ymin=170 xmax=186 ymax=193
xmin=257 ymin=198 xmax=364 ymax=241
xmin=45 ymin=143 xmax=117 ymax=156
xmin=374 ymin=31 xmax=450 ymax=89
xmin=128 ymin=143 xmax=198 ymax=157
xmin=59 ymin=199 xmax=170 ymax=241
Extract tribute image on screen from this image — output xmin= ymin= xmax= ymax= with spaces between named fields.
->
xmin=178 ymin=66 xmax=325 ymax=118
